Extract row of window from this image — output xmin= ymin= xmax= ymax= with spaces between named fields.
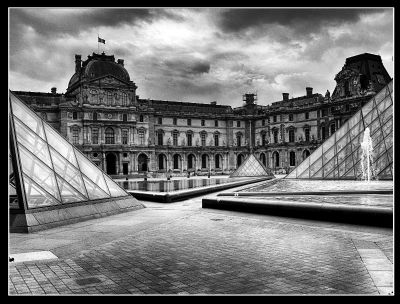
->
xmin=158 ymin=132 xmax=221 ymax=147
xmin=260 ymin=112 xmax=310 ymax=126
xmin=158 ymin=154 xmax=223 ymax=170
xmin=157 ymin=117 xmax=222 ymax=127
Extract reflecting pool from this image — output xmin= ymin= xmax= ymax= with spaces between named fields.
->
xmin=117 ymin=177 xmax=249 ymax=192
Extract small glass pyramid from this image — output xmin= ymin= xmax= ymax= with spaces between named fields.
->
xmin=286 ymin=80 xmax=393 ymax=180
xmin=9 ymin=92 xmax=130 ymax=210
xmin=230 ymin=154 xmax=274 ymax=177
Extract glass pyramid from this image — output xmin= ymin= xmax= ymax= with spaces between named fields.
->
xmin=9 ymin=91 xmax=130 ymax=210
xmin=286 ymin=80 xmax=393 ymax=180
xmin=230 ymin=154 xmax=274 ymax=177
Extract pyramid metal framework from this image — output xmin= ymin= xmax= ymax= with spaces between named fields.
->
xmin=286 ymin=80 xmax=393 ymax=180
xmin=230 ymin=154 xmax=274 ymax=177
xmin=9 ymin=92 xmax=130 ymax=211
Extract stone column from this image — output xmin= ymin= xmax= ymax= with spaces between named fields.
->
xmin=102 ymin=152 xmax=106 ymax=171
xmin=119 ymin=152 xmax=123 ymax=175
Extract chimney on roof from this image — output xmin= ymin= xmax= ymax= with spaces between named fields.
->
xmin=51 ymin=87 xmax=57 ymax=94
xmin=306 ymin=87 xmax=313 ymax=97
xmin=75 ymin=54 xmax=82 ymax=73
xmin=117 ymin=59 xmax=124 ymax=66
xmin=210 ymin=101 xmax=217 ymax=105
xmin=282 ymin=93 xmax=289 ymax=101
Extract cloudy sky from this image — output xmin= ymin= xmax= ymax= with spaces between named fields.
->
xmin=9 ymin=8 xmax=393 ymax=107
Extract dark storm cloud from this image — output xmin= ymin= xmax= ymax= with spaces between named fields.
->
xmin=9 ymin=8 xmax=177 ymax=38
xmin=163 ymin=58 xmax=211 ymax=77
xmin=218 ymin=8 xmax=387 ymax=34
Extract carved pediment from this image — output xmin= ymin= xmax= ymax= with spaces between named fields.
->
xmin=87 ymin=75 xmax=130 ymax=87
xmin=334 ymin=68 xmax=359 ymax=82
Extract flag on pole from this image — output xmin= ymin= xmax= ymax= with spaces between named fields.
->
xmin=98 ymin=37 xmax=105 ymax=44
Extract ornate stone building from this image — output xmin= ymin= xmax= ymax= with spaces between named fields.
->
xmin=12 ymin=52 xmax=392 ymax=176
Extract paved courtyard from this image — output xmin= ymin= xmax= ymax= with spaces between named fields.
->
xmin=9 ymin=187 xmax=393 ymax=295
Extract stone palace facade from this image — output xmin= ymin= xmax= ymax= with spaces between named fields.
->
xmin=12 ymin=52 xmax=392 ymax=176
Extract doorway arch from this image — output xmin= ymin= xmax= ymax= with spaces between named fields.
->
xmin=106 ymin=153 xmax=117 ymax=175
xmin=138 ymin=153 xmax=148 ymax=172
xmin=303 ymin=149 xmax=310 ymax=160
xmin=272 ymin=151 xmax=280 ymax=168
xmin=260 ymin=153 xmax=266 ymax=166
xmin=187 ymin=154 xmax=196 ymax=170
xmin=237 ymin=153 xmax=245 ymax=168
xmin=158 ymin=154 xmax=167 ymax=171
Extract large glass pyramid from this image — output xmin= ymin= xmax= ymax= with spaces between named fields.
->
xmin=9 ymin=92 xmax=130 ymax=210
xmin=286 ymin=80 xmax=393 ymax=180
xmin=230 ymin=154 xmax=274 ymax=177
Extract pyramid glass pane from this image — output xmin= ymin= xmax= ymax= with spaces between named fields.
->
xmin=298 ymin=168 xmax=310 ymax=178
xmin=9 ymin=154 xmax=17 ymax=196
xmin=23 ymin=174 xmax=60 ymax=208
xmin=104 ymin=174 xmax=129 ymax=197
xmin=44 ymin=124 xmax=78 ymax=167
xmin=75 ymin=152 xmax=110 ymax=194
xmin=9 ymin=91 xmax=131 ymax=211
xmin=10 ymin=94 xmax=46 ymax=140
xmin=14 ymin=118 xmax=53 ymax=167
xmin=230 ymin=154 xmax=273 ymax=177
xmin=50 ymin=147 xmax=88 ymax=198
xmin=377 ymin=165 xmax=392 ymax=179
xmin=82 ymin=175 xmax=110 ymax=200
xmin=56 ymin=175 xmax=87 ymax=204
xmin=286 ymin=81 xmax=392 ymax=180
xmin=18 ymin=144 xmax=61 ymax=202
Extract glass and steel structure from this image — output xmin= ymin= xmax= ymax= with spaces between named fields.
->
xmin=9 ymin=92 xmax=130 ymax=211
xmin=286 ymin=81 xmax=393 ymax=179
xmin=230 ymin=154 xmax=274 ymax=177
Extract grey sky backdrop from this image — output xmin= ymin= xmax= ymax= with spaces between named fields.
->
xmin=9 ymin=8 xmax=393 ymax=107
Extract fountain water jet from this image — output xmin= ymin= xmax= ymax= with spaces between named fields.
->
xmin=360 ymin=127 xmax=374 ymax=182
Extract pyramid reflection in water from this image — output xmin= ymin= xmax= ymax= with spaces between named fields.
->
xmin=230 ymin=154 xmax=275 ymax=177
xmin=286 ymin=80 xmax=393 ymax=180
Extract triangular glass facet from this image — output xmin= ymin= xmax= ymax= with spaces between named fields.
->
xmin=286 ymin=81 xmax=393 ymax=180
xmin=9 ymin=91 xmax=130 ymax=210
xmin=230 ymin=154 xmax=274 ymax=177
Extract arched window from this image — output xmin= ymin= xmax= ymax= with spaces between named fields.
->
xmin=289 ymin=151 xmax=296 ymax=166
xmin=305 ymin=128 xmax=310 ymax=142
xmin=273 ymin=151 xmax=280 ymax=168
xmin=173 ymin=131 xmax=178 ymax=146
xmin=236 ymin=133 xmax=242 ymax=146
xmin=72 ymin=128 xmax=79 ymax=144
xmin=139 ymin=115 xmax=144 ymax=122
xmin=273 ymin=130 xmax=279 ymax=143
xmin=157 ymin=131 xmax=163 ymax=146
xmin=187 ymin=133 xmax=192 ymax=146
xmin=260 ymin=153 xmax=266 ymax=166
xmin=138 ymin=130 xmax=145 ymax=145
xmin=105 ymin=127 xmax=115 ymax=144
xmin=158 ymin=154 xmax=166 ymax=170
xmin=122 ymin=114 xmax=127 ymax=122
xmin=201 ymin=132 xmax=206 ymax=146
xmin=289 ymin=129 xmax=295 ymax=142
xmin=202 ymin=154 xmax=208 ymax=169
xmin=214 ymin=134 xmax=219 ymax=147
xmin=188 ymin=154 xmax=195 ymax=169
xmin=92 ymin=128 xmax=99 ymax=144
xmin=122 ymin=129 xmax=128 ymax=145
xmin=215 ymin=154 xmax=221 ymax=169
xmin=330 ymin=123 xmax=336 ymax=135
xmin=173 ymin=154 xmax=181 ymax=170
xmin=262 ymin=133 xmax=267 ymax=146
xmin=93 ymin=112 xmax=98 ymax=121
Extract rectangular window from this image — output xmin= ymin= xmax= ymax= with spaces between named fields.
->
xmin=187 ymin=118 xmax=191 ymax=126
xmin=158 ymin=117 xmax=162 ymax=125
xmin=237 ymin=121 xmax=240 ymax=127
xmin=73 ymin=112 xmax=78 ymax=120
xmin=305 ymin=112 xmax=309 ymax=119
xmin=262 ymin=134 xmax=266 ymax=146
xmin=122 ymin=114 xmax=127 ymax=122
xmin=215 ymin=120 xmax=218 ymax=127
xmin=289 ymin=129 xmax=295 ymax=142
xmin=201 ymin=119 xmax=205 ymax=126
xmin=157 ymin=132 xmax=163 ymax=145
xmin=305 ymin=128 xmax=310 ymax=142
xmin=139 ymin=131 xmax=145 ymax=145
xmin=122 ymin=130 xmax=128 ymax=145
xmin=262 ymin=119 xmax=265 ymax=126
xmin=214 ymin=134 xmax=219 ymax=146
xmin=92 ymin=129 xmax=98 ymax=144
xmin=173 ymin=118 xmax=177 ymax=125
xmin=237 ymin=135 xmax=241 ymax=147
xmin=273 ymin=115 xmax=277 ymax=123
xmin=173 ymin=133 xmax=178 ymax=146
xmin=274 ymin=130 xmax=278 ymax=143
xmin=187 ymin=134 xmax=192 ymax=146
xmin=72 ymin=129 xmax=79 ymax=144
xmin=289 ymin=114 xmax=293 ymax=121
xmin=201 ymin=133 xmax=206 ymax=147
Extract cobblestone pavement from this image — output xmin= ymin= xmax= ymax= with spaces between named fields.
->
xmin=9 ymin=193 xmax=393 ymax=295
